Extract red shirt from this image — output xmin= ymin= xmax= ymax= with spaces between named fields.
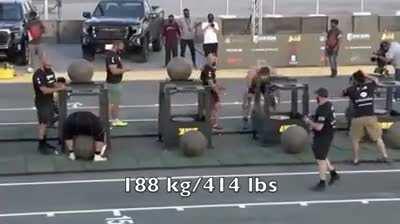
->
xmin=162 ymin=22 xmax=180 ymax=47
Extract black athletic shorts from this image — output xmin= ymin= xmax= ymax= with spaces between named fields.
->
xmin=63 ymin=114 xmax=105 ymax=142
xmin=203 ymin=43 xmax=218 ymax=57
xmin=35 ymin=99 xmax=54 ymax=124
xmin=312 ymin=133 xmax=334 ymax=160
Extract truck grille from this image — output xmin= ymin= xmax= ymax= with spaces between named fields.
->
xmin=95 ymin=26 xmax=127 ymax=40
xmin=0 ymin=31 xmax=10 ymax=45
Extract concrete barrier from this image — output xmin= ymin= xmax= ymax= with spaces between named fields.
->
xmin=218 ymin=15 xmax=400 ymax=69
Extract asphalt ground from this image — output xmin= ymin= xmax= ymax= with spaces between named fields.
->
xmin=1 ymin=164 xmax=400 ymax=224
xmin=32 ymin=0 xmax=400 ymax=20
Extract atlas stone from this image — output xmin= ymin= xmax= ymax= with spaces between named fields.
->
xmin=167 ymin=57 xmax=192 ymax=81
xmin=384 ymin=122 xmax=400 ymax=149
xmin=67 ymin=59 xmax=94 ymax=83
xmin=74 ymin=135 xmax=95 ymax=160
xmin=280 ymin=125 xmax=309 ymax=154
xmin=180 ymin=130 xmax=207 ymax=157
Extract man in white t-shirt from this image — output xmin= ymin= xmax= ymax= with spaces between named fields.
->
xmin=201 ymin=13 xmax=219 ymax=57
xmin=380 ymin=41 xmax=400 ymax=99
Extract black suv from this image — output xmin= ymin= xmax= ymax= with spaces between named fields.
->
xmin=0 ymin=0 xmax=35 ymax=65
xmin=81 ymin=0 xmax=164 ymax=62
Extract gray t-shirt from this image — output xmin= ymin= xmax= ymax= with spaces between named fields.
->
xmin=179 ymin=18 xmax=195 ymax=40
xmin=386 ymin=41 xmax=400 ymax=69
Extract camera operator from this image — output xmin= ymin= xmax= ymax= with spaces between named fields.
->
xmin=376 ymin=41 xmax=400 ymax=100
xmin=202 ymin=13 xmax=219 ymax=57
xmin=371 ymin=41 xmax=390 ymax=76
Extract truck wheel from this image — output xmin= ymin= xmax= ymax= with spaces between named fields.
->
xmin=138 ymin=37 xmax=149 ymax=63
xmin=152 ymin=36 xmax=162 ymax=52
xmin=82 ymin=46 xmax=95 ymax=62
xmin=14 ymin=41 xmax=29 ymax=66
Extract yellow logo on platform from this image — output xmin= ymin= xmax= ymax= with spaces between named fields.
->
xmin=379 ymin=122 xmax=394 ymax=130
xmin=288 ymin=35 xmax=302 ymax=43
xmin=381 ymin=32 xmax=395 ymax=41
xmin=279 ymin=124 xmax=296 ymax=133
xmin=178 ymin=127 xmax=199 ymax=136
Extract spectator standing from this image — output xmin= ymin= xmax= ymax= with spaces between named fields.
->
xmin=162 ymin=14 xmax=181 ymax=66
xmin=179 ymin=8 xmax=197 ymax=68
xmin=201 ymin=13 xmax=219 ymax=57
xmin=27 ymin=11 xmax=45 ymax=72
xmin=325 ymin=19 xmax=342 ymax=78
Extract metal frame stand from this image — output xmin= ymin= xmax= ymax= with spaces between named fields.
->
xmin=158 ymin=80 xmax=212 ymax=149
xmin=58 ymin=82 xmax=111 ymax=152
xmin=251 ymin=80 xmax=309 ymax=145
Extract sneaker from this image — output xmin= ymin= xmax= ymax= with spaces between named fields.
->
xmin=68 ymin=152 xmax=76 ymax=160
xmin=112 ymin=119 xmax=128 ymax=127
xmin=45 ymin=142 xmax=56 ymax=150
xmin=93 ymin=154 xmax=108 ymax=162
xmin=27 ymin=67 xmax=34 ymax=73
xmin=311 ymin=181 xmax=326 ymax=192
xmin=377 ymin=157 xmax=392 ymax=163
xmin=53 ymin=149 xmax=62 ymax=156
xmin=328 ymin=173 xmax=340 ymax=185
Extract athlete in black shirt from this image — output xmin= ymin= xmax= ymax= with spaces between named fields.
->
xmin=105 ymin=41 xmax=130 ymax=127
xmin=32 ymin=54 xmax=66 ymax=154
xmin=63 ymin=111 xmax=107 ymax=162
xmin=304 ymin=88 xmax=339 ymax=191
xmin=200 ymin=54 xmax=224 ymax=131
xmin=343 ymin=70 xmax=389 ymax=165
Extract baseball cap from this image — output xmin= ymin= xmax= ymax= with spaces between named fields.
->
xmin=315 ymin=88 xmax=329 ymax=98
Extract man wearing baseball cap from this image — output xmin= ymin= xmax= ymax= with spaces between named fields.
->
xmin=304 ymin=88 xmax=339 ymax=191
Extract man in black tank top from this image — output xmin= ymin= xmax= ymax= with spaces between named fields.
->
xmin=343 ymin=70 xmax=390 ymax=165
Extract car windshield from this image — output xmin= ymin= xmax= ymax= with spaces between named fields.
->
xmin=93 ymin=1 xmax=144 ymax=18
xmin=0 ymin=3 xmax=22 ymax=20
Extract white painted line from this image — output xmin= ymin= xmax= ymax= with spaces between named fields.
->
xmin=0 ymin=113 xmax=348 ymax=126
xmin=1 ymin=197 xmax=400 ymax=218
xmin=113 ymin=210 xmax=121 ymax=216
xmin=299 ymin=202 xmax=308 ymax=207
xmin=0 ymin=97 xmax=373 ymax=112
xmin=238 ymin=205 xmax=246 ymax=208
xmin=46 ymin=212 xmax=55 ymax=217
xmin=362 ymin=200 xmax=370 ymax=205
xmin=2 ymin=168 xmax=400 ymax=187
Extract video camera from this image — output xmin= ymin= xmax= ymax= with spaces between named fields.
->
xmin=371 ymin=42 xmax=390 ymax=76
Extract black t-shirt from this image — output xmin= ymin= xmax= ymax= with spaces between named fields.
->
xmin=249 ymin=76 xmax=269 ymax=95
xmin=200 ymin=64 xmax=216 ymax=86
xmin=106 ymin=51 xmax=123 ymax=84
xmin=343 ymin=82 xmax=376 ymax=117
xmin=313 ymin=101 xmax=336 ymax=137
xmin=65 ymin=111 xmax=103 ymax=137
xmin=32 ymin=67 xmax=56 ymax=102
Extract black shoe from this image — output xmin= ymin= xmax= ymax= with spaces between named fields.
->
xmin=329 ymin=173 xmax=340 ymax=185
xmin=311 ymin=181 xmax=326 ymax=192
xmin=44 ymin=142 xmax=56 ymax=149
xmin=37 ymin=144 xmax=52 ymax=155
xmin=330 ymin=69 xmax=337 ymax=78
xmin=242 ymin=118 xmax=249 ymax=130
xmin=377 ymin=157 xmax=392 ymax=164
